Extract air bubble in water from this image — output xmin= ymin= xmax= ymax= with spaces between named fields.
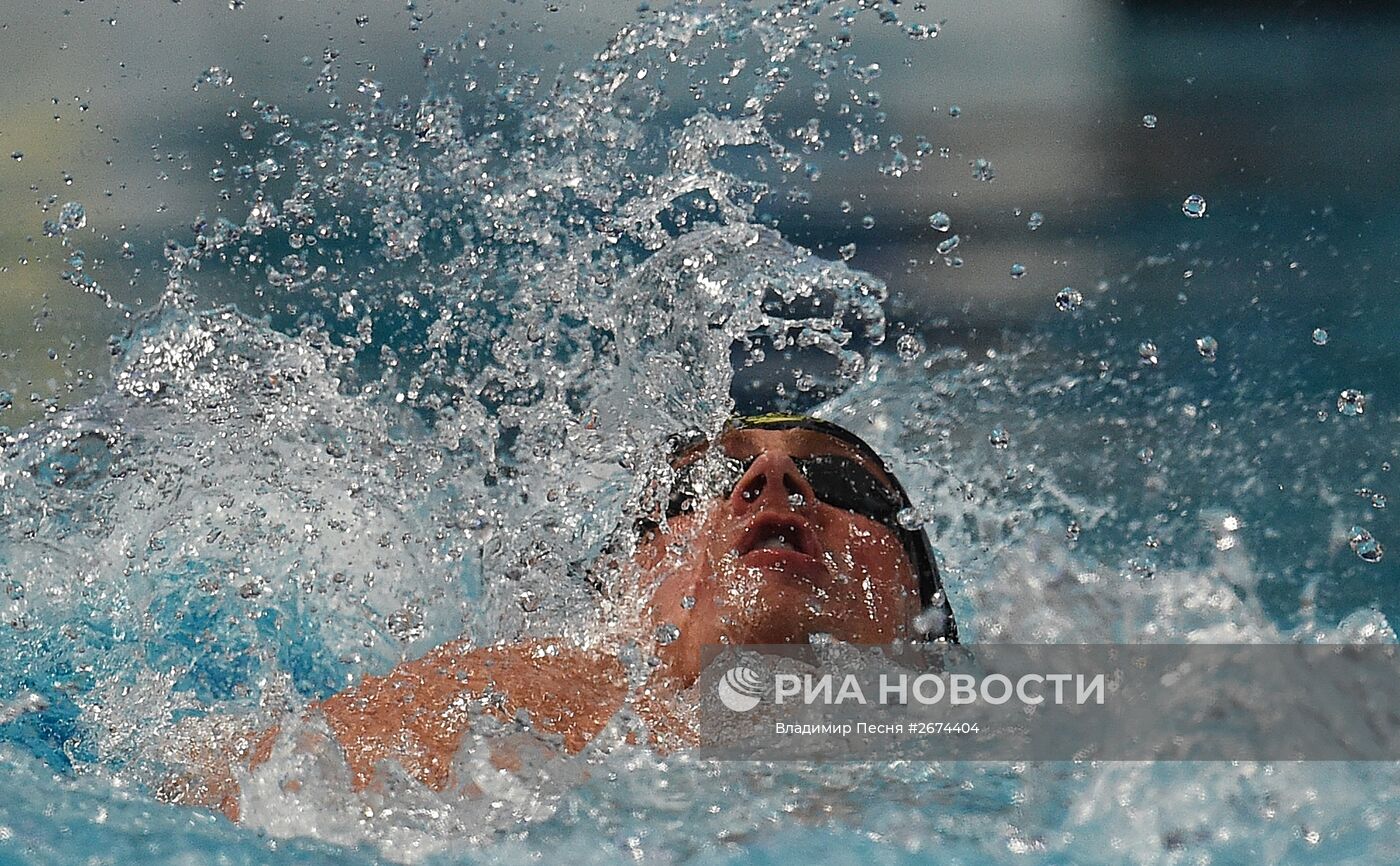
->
xmin=1138 ymin=340 xmax=1160 ymax=366
xmin=928 ymin=211 xmax=951 ymax=232
xmin=988 ymin=426 xmax=1010 ymax=449
xmin=1054 ymin=288 xmax=1082 ymax=312
xmin=1337 ymin=389 xmax=1366 ymax=417
xmin=1349 ymin=526 xmax=1384 ymax=563
xmin=1195 ymin=335 xmax=1218 ymax=361
xmin=1142 ymin=114 xmax=1157 ymax=129
xmin=1009 ymin=263 xmax=1025 ymax=279
xmin=1182 ymin=194 xmax=1208 ymax=218
xmin=896 ymin=333 xmax=925 ymax=362
xmin=935 ymin=234 xmax=960 ymax=255
xmin=1312 ymin=328 xmax=1329 ymax=346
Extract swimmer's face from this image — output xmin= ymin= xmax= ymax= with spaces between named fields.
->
xmin=638 ymin=428 xmax=920 ymax=683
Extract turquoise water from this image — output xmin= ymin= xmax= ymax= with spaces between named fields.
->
xmin=3 ymin=1 xmax=1399 ymax=863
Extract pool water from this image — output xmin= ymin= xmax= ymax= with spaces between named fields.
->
xmin=2 ymin=0 xmax=1398 ymax=863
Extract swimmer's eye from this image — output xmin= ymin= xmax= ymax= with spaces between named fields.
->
xmin=664 ymin=455 xmax=753 ymax=518
xmin=791 ymin=454 xmax=904 ymax=528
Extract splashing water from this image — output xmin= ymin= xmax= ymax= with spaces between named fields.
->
xmin=3 ymin=0 xmax=1400 ymax=864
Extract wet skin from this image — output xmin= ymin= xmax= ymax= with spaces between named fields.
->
xmin=195 ymin=428 xmax=922 ymax=820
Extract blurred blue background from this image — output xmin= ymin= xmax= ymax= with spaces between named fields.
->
xmin=5 ymin=0 xmax=1399 ymax=425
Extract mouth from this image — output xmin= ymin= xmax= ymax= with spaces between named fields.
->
xmin=734 ymin=513 xmax=824 ymax=572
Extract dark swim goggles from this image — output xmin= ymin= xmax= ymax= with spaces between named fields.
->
xmin=658 ymin=451 xmax=906 ymax=531
xmin=641 ymin=413 xmax=958 ymax=643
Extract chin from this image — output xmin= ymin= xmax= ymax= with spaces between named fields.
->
xmin=723 ymin=592 xmax=819 ymax=645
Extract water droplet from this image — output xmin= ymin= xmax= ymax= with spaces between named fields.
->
xmin=1312 ymin=328 xmax=1329 ymax=346
xmin=387 ymin=604 xmax=425 ymax=641
xmin=861 ymin=215 xmax=875 ymax=230
xmin=1027 ymin=211 xmax=1044 ymax=230
xmin=9 ymin=151 xmax=22 ymax=162
xmin=1337 ymin=389 xmax=1367 ymax=417
xmin=988 ymin=426 xmax=1010 ymax=449
xmin=1142 ymin=113 xmax=1158 ymax=129
xmin=838 ymin=242 xmax=857 ymax=261
xmin=928 ymin=211 xmax=951 ymax=232
xmin=1065 ymin=521 xmax=1081 ymax=541
xmin=1126 ymin=557 xmax=1156 ymax=580
xmin=1137 ymin=446 xmax=1154 ymax=464
xmin=238 ymin=121 xmax=256 ymax=140
xmin=0 ymin=391 xmax=12 ymax=413
xmin=895 ymin=333 xmax=925 ymax=362
xmin=947 ymin=105 xmax=961 ymax=118
xmin=1349 ymin=526 xmax=1385 ymax=563
xmin=971 ymin=157 xmax=995 ymax=182
xmin=1372 ymin=494 xmax=1387 ymax=509
xmin=804 ymin=162 xmax=821 ymax=182
xmin=654 ymin=623 xmax=681 ymax=646
xmin=913 ymin=607 xmax=948 ymax=635
xmin=896 ymin=506 xmax=925 ymax=530
xmin=355 ymin=14 xmax=370 ymax=26
xmin=1138 ymin=340 xmax=1160 ymax=366
xmin=1195 ymin=335 xmax=1218 ymax=361
xmin=58 ymin=201 xmax=86 ymax=233
xmin=1009 ymin=263 xmax=1026 ymax=279
xmin=1182 ymin=194 xmax=1208 ymax=218
xmin=680 ymin=595 xmax=696 ymax=610
xmin=1054 ymin=288 xmax=1083 ymax=312
xmin=935 ymin=234 xmax=960 ymax=255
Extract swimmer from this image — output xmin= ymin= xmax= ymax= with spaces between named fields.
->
xmin=178 ymin=414 xmax=957 ymax=819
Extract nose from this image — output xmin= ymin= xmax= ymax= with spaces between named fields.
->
xmin=729 ymin=451 xmax=818 ymax=514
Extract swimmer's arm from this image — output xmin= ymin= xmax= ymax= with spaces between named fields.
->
xmin=313 ymin=638 xmax=628 ymax=788
xmin=193 ymin=639 xmax=626 ymax=821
